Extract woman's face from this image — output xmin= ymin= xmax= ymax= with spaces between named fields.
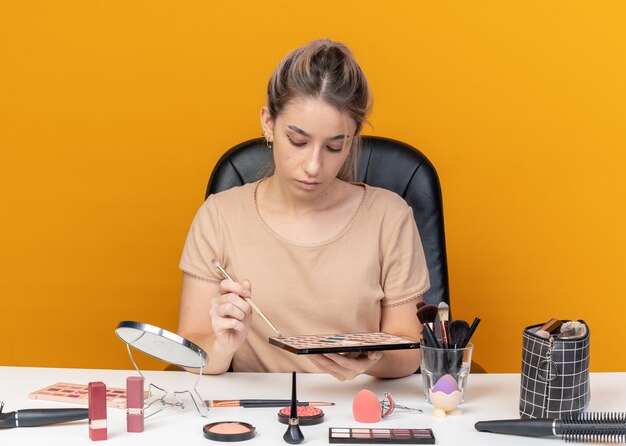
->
xmin=261 ymin=96 xmax=357 ymax=200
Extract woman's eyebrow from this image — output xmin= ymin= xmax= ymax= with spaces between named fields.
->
xmin=286 ymin=124 xmax=349 ymax=141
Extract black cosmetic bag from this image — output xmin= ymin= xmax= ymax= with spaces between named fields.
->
xmin=519 ymin=320 xmax=590 ymax=419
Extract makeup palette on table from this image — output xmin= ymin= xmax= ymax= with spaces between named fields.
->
xmin=329 ymin=427 xmax=436 ymax=444
xmin=29 ymin=382 xmax=148 ymax=409
xmin=269 ymin=332 xmax=420 ymax=355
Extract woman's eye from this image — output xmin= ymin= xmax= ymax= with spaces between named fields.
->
xmin=287 ymin=137 xmax=306 ymax=147
xmin=327 ymin=145 xmax=343 ymax=153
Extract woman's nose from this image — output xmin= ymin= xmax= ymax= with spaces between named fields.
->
xmin=303 ymin=147 xmax=322 ymax=177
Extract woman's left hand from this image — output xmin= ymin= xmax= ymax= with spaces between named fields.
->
xmin=307 ymin=351 xmax=383 ymax=381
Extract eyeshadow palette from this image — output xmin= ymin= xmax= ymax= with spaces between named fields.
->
xmin=329 ymin=427 xmax=435 ymax=444
xmin=29 ymin=382 xmax=147 ymax=409
xmin=269 ymin=332 xmax=420 ymax=355
xmin=328 ymin=427 xmax=435 ymax=444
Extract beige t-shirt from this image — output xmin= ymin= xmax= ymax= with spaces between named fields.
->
xmin=179 ymin=180 xmax=430 ymax=372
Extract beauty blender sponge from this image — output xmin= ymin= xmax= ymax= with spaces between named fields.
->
xmin=432 ymin=374 xmax=459 ymax=394
xmin=352 ymin=389 xmax=381 ymax=422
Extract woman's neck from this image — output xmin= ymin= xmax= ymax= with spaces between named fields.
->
xmin=260 ymin=175 xmax=346 ymax=216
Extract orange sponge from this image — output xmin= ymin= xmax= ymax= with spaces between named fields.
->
xmin=352 ymin=389 xmax=381 ymax=423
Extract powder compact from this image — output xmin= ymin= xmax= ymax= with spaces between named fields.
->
xmin=278 ymin=405 xmax=325 ymax=426
xmin=203 ymin=421 xmax=256 ymax=442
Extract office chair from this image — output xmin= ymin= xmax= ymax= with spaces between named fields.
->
xmin=207 ymin=136 xmax=450 ymax=307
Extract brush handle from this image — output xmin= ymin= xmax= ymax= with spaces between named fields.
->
xmin=243 ymin=296 xmax=281 ymax=335
xmin=461 ymin=318 xmax=481 ymax=348
xmin=475 ymin=418 xmax=555 ymax=437
xmin=215 ymin=263 xmax=281 ymax=336
xmin=439 ymin=321 xmax=449 ymax=348
xmin=422 ymin=323 xmax=440 ymax=348
xmin=0 ymin=409 xmax=89 ymax=428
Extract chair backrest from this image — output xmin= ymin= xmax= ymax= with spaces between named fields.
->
xmin=206 ymin=136 xmax=450 ymax=306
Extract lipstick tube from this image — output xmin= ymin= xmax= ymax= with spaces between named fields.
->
xmin=126 ymin=376 xmax=144 ymax=433
xmin=88 ymin=382 xmax=107 ymax=441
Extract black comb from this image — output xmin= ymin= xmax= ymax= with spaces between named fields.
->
xmin=475 ymin=412 xmax=626 ymax=443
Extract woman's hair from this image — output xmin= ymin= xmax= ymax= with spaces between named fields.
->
xmin=266 ymin=39 xmax=372 ymax=182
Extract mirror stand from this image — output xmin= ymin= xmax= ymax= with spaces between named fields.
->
xmin=116 ymin=321 xmax=210 ymax=418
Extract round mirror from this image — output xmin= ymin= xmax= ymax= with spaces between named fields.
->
xmin=115 ymin=321 xmax=208 ymax=368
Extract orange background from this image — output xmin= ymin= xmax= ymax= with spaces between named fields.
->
xmin=1 ymin=1 xmax=625 ymax=372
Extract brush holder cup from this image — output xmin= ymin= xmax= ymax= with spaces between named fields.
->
xmin=420 ymin=343 xmax=473 ymax=417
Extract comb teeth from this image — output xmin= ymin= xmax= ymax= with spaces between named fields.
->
xmin=561 ymin=412 xmax=626 ymax=443
xmin=562 ymin=433 xmax=626 ymax=443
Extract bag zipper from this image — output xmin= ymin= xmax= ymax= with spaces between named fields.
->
xmin=541 ymin=335 xmax=555 ymax=417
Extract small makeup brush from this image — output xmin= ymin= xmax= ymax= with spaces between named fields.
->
xmin=416 ymin=304 xmax=438 ymax=332
xmin=211 ymin=259 xmax=282 ymax=337
xmin=461 ymin=317 xmax=481 ymax=348
xmin=449 ymin=319 xmax=470 ymax=349
xmin=283 ymin=372 xmax=304 ymax=444
xmin=437 ymin=302 xmax=450 ymax=348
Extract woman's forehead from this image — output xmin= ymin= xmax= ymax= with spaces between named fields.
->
xmin=277 ymin=96 xmax=357 ymax=136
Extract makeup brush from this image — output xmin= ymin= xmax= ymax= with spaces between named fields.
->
xmin=416 ymin=301 xmax=426 ymax=310
xmin=475 ymin=412 xmax=626 ymax=443
xmin=416 ymin=304 xmax=438 ymax=332
xmin=449 ymin=319 xmax=470 ymax=349
xmin=421 ymin=323 xmax=441 ymax=349
xmin=283 ymin=372 xmax=304 ymax=444
xmin=461 ymin=318 xmax=481 ymax=348
xmin=211 ymin=259 xmax=282 ymax=337
xmin=437 ymin=302 xmax=450 ymax=348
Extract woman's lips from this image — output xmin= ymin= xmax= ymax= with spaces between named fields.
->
xmin=295 ymin=180 xmax=320 ymax=190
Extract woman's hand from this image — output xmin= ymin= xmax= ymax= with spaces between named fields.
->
xmin=307 ymin=351 xmax=383 ymax=381
xmin=209 ymin=279 xmax=253 ymax=353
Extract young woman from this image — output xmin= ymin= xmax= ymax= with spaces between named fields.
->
xmin=178 ymin=39 xmax=430 ymax=380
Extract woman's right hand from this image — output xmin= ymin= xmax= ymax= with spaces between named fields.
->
xmin=209 ymin=279 xmax=254 ymax=353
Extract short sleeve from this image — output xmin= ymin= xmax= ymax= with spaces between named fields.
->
xmin=179 ymin=195 xmax=223 ymax=283
xmin=380 ymin=207 xmax=430 ymax=306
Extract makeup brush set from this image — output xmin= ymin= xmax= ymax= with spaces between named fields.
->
xmin=415 ymin=302 xmax=479 ymax=350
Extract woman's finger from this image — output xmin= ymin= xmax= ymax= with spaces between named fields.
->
xmin=215 ymin=317 xmax=247 ymax=333
xmin=308 ymin=355 xmax=353 ymax=381
xmin=325 ymin=352 xmax=382 ymax=369
xmin=219 ymin=279 xmax=252 ymax=298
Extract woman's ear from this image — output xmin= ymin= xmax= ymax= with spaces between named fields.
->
xmin=260 ymin=107 xmax=274 ymax=141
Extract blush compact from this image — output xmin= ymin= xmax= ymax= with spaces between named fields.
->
xmin=203 ymin=421 xmax=256 ymax=442
xmin=278 ymin=405 xmax=325 ymax=426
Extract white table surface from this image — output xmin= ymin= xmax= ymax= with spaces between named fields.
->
xmin=0 ymin=366 xmax=624 ymax=445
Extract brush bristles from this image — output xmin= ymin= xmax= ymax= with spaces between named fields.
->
xmin=449 ymin=320 xmax=470 ymax=346
xmin=563 ymin=433 xmax=625 ymax=443
xmin=561 ymin=412 xmax=626 ymax=443
xmin=417 ymin=304 xmax=438 ymax=325
xmin=437 ymin=302 xmax=449 ymax=322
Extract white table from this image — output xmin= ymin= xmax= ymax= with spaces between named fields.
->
xmin=0 ymin=367 xmax=624 ymax=445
